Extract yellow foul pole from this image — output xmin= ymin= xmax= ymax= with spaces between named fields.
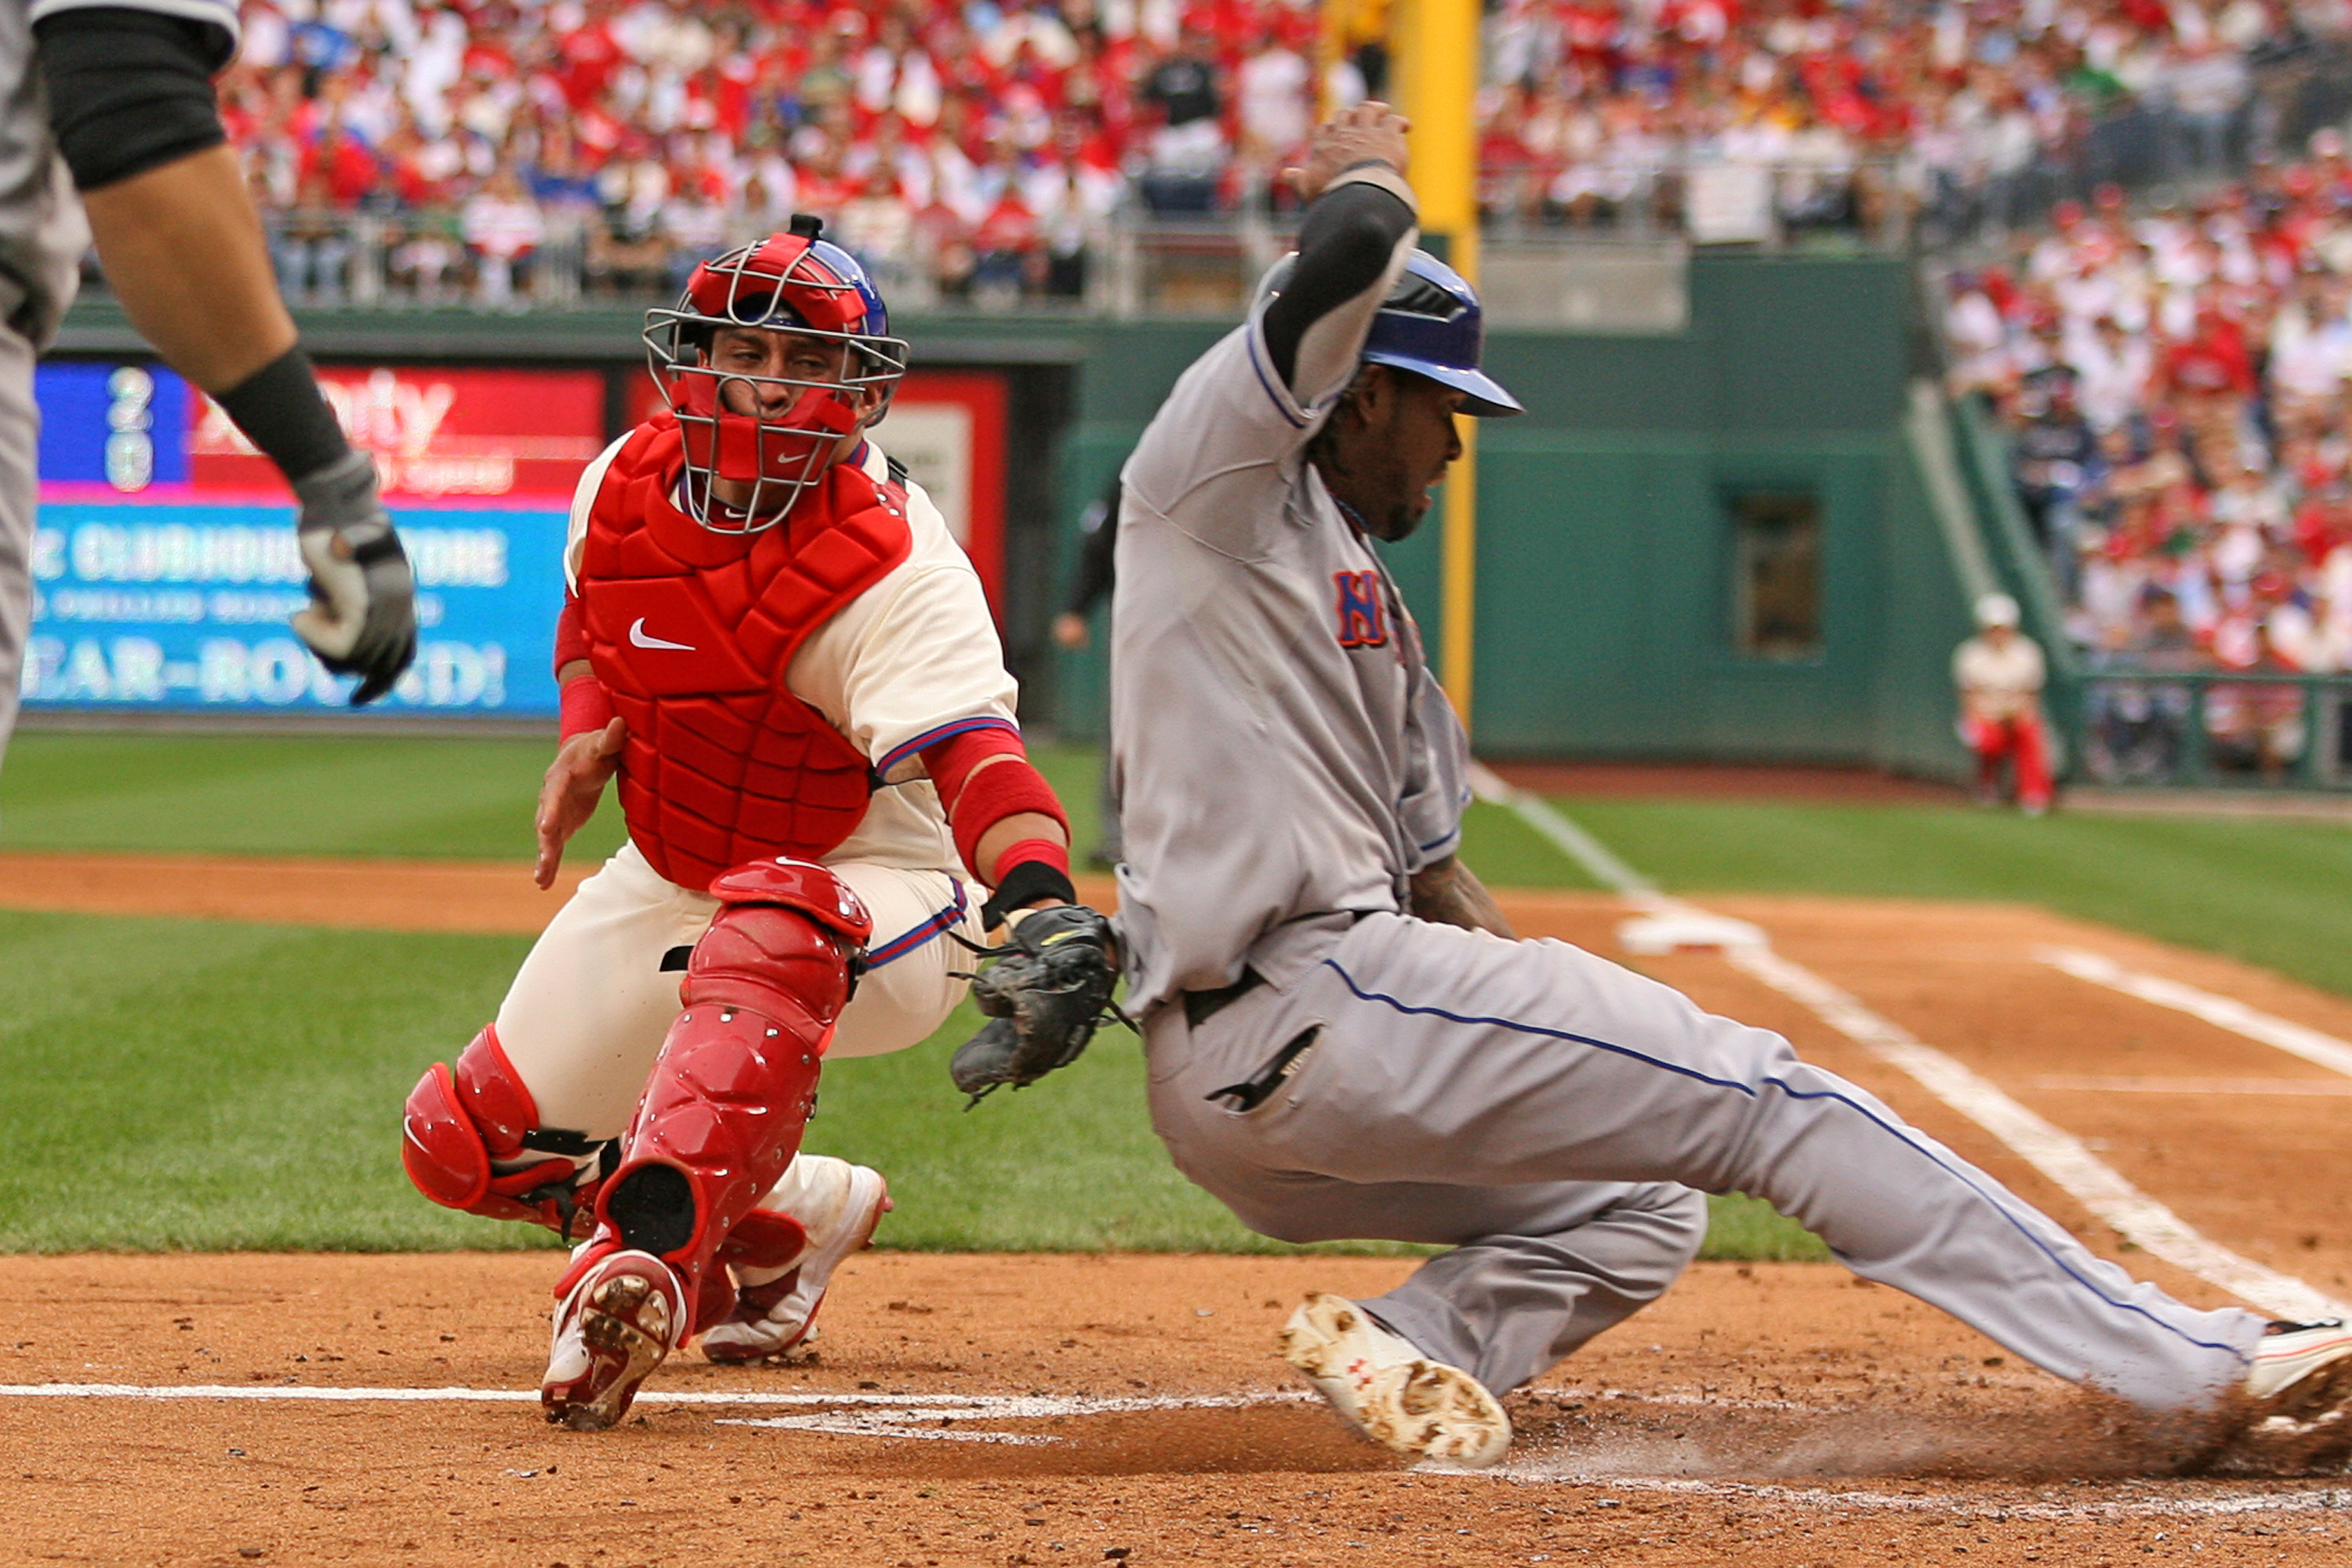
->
xmin=1388 ymin=0 xmax=1482 ymax=727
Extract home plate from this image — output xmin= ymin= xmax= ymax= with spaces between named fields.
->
xmin=1618 ymin=913 xmax=1768 ymax=955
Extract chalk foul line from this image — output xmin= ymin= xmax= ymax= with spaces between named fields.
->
xmin=0 ymin=1384 xmax=1304 ymax=1446
xmin=1468 ymin=765 xmax=2347 ymax=1323
xmin=1724 ymin=945 xmax=2347 ymax=1324
xmin=1489 ymin=1468 xmax=2352 ymax=1522
xmin=2041 ymin=946 xmax=2352 ymax=1081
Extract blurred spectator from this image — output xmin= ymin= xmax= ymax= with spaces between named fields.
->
xmin=1138 ymin=27 xmax=1225 ymax=213
xmin=198 ymin=0 xmax=2339 ymax=306
xmin=464 ymin=169 xmax=546 ymax=307
xmin=2010 ymin=369 xmax=2097 ymax=579
xmin=1953 ymin=129 xmax=2352 ymax=782
xmin=1955 ymin=592 xmax=2056 ymax=814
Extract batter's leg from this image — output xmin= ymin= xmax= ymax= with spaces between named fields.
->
xmin=1155 ymin=914 xmax=2270 ymax=1414
xmin=0 ymin=326 xmax=38 ymax=772
xmin=1359 ymin=1182 xmax=1708 ymax=1396
xmin=1147 ymin=1009 xmax=1704 ymax=1395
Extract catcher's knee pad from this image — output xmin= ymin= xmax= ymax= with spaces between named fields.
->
xmin=684 ymin=857 xmax=873 ymax=1018
xmin=401 ymin=1025 xmax=609 ymax=1238
xmin=595 ymin=859 xmax=869 ymax=1329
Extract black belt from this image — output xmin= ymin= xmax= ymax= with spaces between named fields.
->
xmin=1183 ymin=967 xmax=1265 ymax=1029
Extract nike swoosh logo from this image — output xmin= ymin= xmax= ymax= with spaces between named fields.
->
xmin=629 ymin=617 xmax=696 ymax=652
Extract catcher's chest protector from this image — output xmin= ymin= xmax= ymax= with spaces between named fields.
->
xmin=577 ymin=418 xmax=914 ymax=891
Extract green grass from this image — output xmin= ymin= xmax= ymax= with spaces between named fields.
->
xmin=0 ymin=733 xmax=1110 ymax=869
xmin=1555 ymin=797 xmax=2352 ymax=1001
xmin=0 ymin=903 xmax=1414 ymax=1255
xmin=0 ymin=900 xmax=1809 ymax=1257
xmin=75 ymin=734 xmax=2352 ymax=1262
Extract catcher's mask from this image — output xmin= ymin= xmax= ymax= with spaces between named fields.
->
xmin=642 ymin=218 xmax=909 ymax=532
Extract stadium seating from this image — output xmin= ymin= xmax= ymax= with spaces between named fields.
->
xmin=221 ymin=0 xmax=1345 ymax=308
xmin=1947 ymin=137 xmax=2352 ymax=777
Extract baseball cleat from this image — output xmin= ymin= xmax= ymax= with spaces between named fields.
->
xmin=1279 ymin=1291 xmax=1511 ymax=1468
xmin=699 ymin=1158 xmax=891 ymax=1365
xmin=2246 ymin=1319 xmax=2352 ymax=1416
xmin=541 ymin=1247 xmax=687 ymax=1432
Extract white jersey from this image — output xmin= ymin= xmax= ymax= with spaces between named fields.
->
xmin=1110 ymin=295 xmax=1468 ymax=1015
xmin=564 ymin=437 xmax=1019 ymax=880
xmin=1953 ymin=632 xmax=2045 ymax=721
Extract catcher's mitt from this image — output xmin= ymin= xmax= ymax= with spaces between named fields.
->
xmin=949 ymin=903 xmax=1129 ymax=1105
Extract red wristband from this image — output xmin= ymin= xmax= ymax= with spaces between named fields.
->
xmin=991 ymin=836 xmax=1069 ymax=887
xmin=560 ymin=676 xmax=616 ymax=743
xmin=554 ymin=596 xmax=591 ymax=670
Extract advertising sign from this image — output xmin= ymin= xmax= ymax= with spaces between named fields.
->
xmin=189 ymin=366 xmax=606 ymax=499
xmin=28 ymin=358 xmax=600 ymax=717
xmin=36 ymin=361 xmax=192 ymax=492
xmin=22 ymin=497 xmax=567 ymax=716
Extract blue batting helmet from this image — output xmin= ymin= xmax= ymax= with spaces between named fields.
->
xmin=1359 ymin=251 xmax=1523 ymax=417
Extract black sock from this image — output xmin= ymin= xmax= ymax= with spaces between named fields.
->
xmin=213 ymin=347 xmax=353 ymax=486
xmin=604 ymin=1163 xmax=697 ymax=1258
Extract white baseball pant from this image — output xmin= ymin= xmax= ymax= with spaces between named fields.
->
xmin=497 ymin=840 xmax=982 ymax=1150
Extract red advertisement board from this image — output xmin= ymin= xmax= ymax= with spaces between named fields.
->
xmin=190 ymin=367 xmax=606 ymax=500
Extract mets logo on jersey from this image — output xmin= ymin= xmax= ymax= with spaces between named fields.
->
xmin=1333 ymin=571 xmax=1388 ymax=648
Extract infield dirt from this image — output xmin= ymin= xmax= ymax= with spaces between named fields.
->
xmin=7 ymin=858 xmax=2352 ymax=1564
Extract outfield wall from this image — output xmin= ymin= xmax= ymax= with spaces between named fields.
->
xmin=1036 ymin=254 xmax=1979 ymax=779
xmin=53 ymin=256 xmax=1980 ymax=775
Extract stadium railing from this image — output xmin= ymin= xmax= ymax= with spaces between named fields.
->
xmin=2078 ymin=670 xmax=2352 ymax=790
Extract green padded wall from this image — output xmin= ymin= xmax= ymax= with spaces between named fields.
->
xmin=57 ymin=256 xmax=1980 ymax=774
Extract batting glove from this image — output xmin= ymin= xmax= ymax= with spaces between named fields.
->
xmin=291 ymin=450 xmax=418 ymax=706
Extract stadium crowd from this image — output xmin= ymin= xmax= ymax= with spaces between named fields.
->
xmin=1946 ymin=143 xmax=2352 ymax=779
xmin=223 ymin=0 xmax=1355 ymax=307
xmin=216 ymin=0 xmax=2328 ymax=309
xmin=1475 ymin=0 xmax=2325 ymax=241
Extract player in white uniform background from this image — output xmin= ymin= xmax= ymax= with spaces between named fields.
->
xmin=1954 ymin=590 xmax=2054 ymax=814
xmin=0 ymin=0 xmax=415 ymax=775
xmin=1109 ymin=103 xmax=2352 ymax=1468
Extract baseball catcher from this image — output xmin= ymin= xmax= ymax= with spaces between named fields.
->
xmin=399 ymin=220 xmax=1087 ymax=1429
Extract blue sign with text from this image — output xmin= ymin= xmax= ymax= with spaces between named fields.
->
xmin=23 ymin=499 xmax=566 ymax=716
xmin=37 ymin=361 xmax=191 ymax=489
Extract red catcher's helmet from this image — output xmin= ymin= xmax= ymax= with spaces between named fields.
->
xmin=641 ymin=219 xmax=909 ymax=533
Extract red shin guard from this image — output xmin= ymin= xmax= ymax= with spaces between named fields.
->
xmin=402 ymin=1025 xmax=602 ymax=1238
xmin=590 ymin=859 xmax=870 ymax=1335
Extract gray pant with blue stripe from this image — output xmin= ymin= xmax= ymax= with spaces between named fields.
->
xmin=1145 ymin=911 xmax=2266 ymax=1410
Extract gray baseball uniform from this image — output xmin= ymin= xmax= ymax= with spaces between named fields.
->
xmin=0 ymin=0 xmax=238 ymax=767
xmin=1109 ymin=182 xmax=2269 ymax=1412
